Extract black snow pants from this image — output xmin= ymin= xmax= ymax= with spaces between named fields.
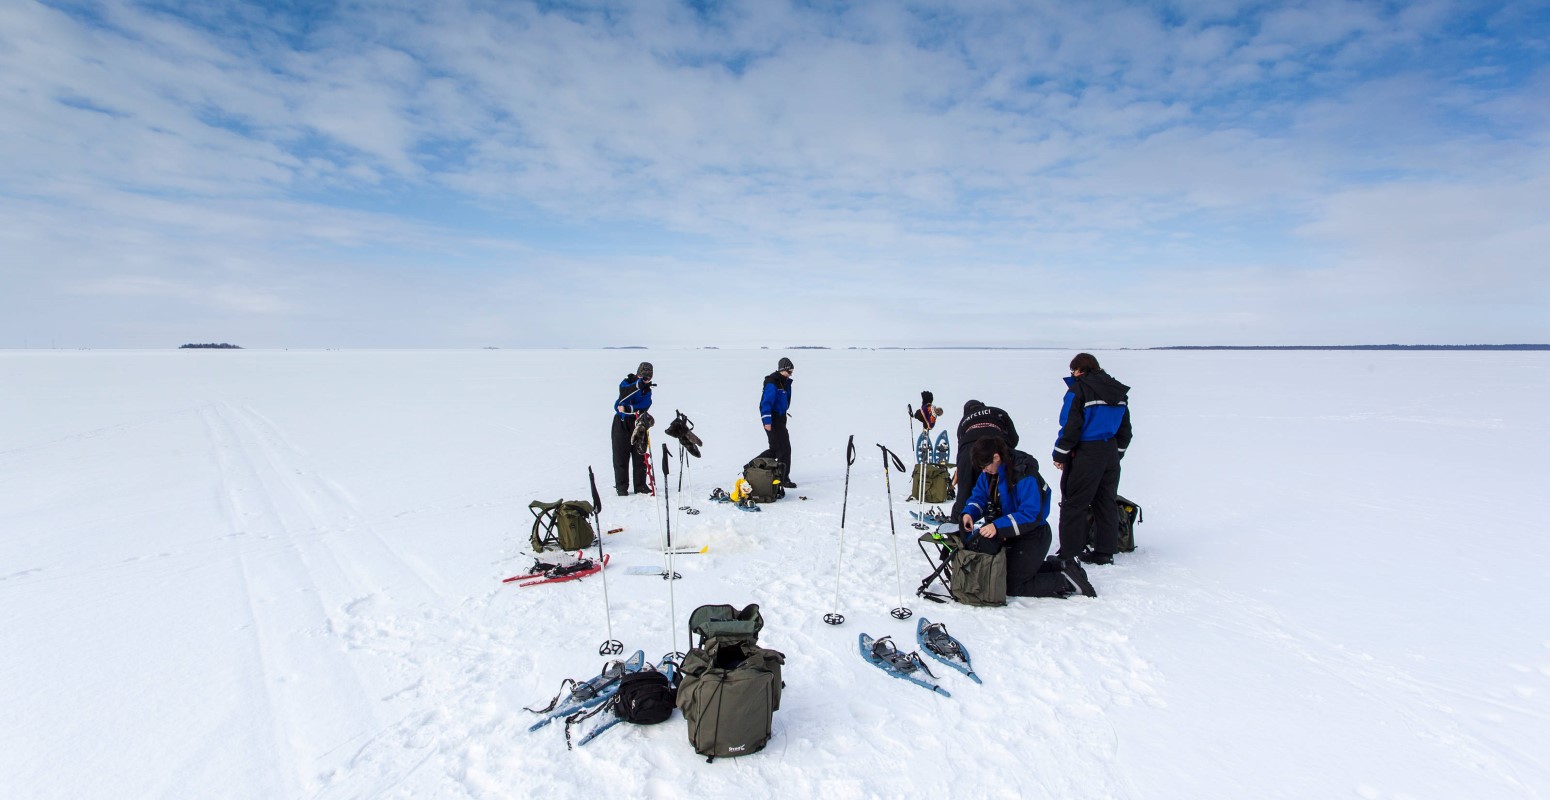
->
xmin=611 ymin=416 xmax=649 ymax=493
xmin=763 ymin=414 xmax=792 ymax=482
xmin=1056 ymin=438 xmax=1122 ymax=559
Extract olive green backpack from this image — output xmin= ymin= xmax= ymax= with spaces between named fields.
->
xmin=528 ymin=499 xmax=595 ymax=552
xmin=676 ymin=603 xmax=786 ymax=761
xmin=907 ymin=463 xmax=955 ymax=504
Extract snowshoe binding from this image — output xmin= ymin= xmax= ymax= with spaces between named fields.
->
xmin=915 ymin=431 xmax=931 ymax=464
xmin=917 ymin=618 xmax=981 ymax=684
xmin=859 ymin=633 xmax=950 ymax=696
xmin=933 ymin=431 xmax=951 ymax=465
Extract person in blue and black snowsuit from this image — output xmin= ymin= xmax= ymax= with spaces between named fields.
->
xmin=759 ymin=357 xmax=796 ymax=488
xmin=1051 ymin=353 xmax=1133 ymax=564
xmin=611 ymin=361 xmax=654 ymax=496
xmin=960 ymin=437 xmax=1095 ymax=597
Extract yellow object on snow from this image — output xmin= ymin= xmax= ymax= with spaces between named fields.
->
xmin=730 ymin=477 xmax=754 ymax=503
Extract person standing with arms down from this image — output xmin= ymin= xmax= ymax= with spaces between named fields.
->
xmin=951 ymin=399 xmax=1020 ymax=523
xmin=610 ymin=361 xmax=654 ymax=496
xmin=1051 ymin=353 xmax=1132 ymax=565
xmin=759 ymin=357 xmax=796 ymax=488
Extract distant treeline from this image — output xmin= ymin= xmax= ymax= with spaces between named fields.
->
xmin=179 ymin=343 xmax=244 ymax=349
xmin=1153 ymin=344 xmax=1550 ymax=351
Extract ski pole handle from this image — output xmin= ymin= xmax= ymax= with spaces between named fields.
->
xmin=876 ymin=444 xmax=905 ymax=473
xmin=846 ymin=435 xmax=856 ymax=466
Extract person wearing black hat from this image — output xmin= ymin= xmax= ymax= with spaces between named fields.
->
xmin=1051 ymin=353 xmax=1132 ymax=564
xmin=610 ymin=361 xmax=655 ymax=495
xmin=950 ymin=399 xmax=1019 ymax=523
xmin=759 ymin=357 xmax=796 ymax=488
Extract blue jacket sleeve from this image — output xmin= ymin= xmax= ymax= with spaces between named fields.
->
xmin=760 ymin=382 xmax=776 ymax=424
xmin=993 ymin=475 xmax=1048 ymax=537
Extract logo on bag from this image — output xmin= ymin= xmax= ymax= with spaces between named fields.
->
xmin=728 ymin=745 xmax=747 ymax=753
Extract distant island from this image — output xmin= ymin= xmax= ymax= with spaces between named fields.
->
xmin=1153 ymin=344 xmax=1550 ymax=351
xmin=179 ymin=343 xmax=243 ymax=349
xmin=604 ymin=345 xmax=648 ymax=350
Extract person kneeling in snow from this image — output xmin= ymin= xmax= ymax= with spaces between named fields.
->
xmin=960 ymin=437 xmax=1095 ymax=597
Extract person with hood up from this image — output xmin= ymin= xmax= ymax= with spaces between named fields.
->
xmin=1051 ymin=353 xmax=1133 ymax=564
xmin=951 ymin=399 xmax=1019 ymax=523
xmin=759 ymin=357 xmax=796 ymax=488
xmin=610 ymin=361 xmax=654 ymax=496
xmin=959 ymin=436 xmax=1095 ymax=597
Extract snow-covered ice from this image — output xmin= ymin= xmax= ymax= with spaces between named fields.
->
xmin=2 ymin=348 xmax=1547 ymax=799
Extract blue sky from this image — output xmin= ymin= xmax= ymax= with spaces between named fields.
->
xmin=2 ymin=0 xmax=1546 ymax=347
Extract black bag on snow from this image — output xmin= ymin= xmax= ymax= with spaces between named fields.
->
xmin=613 ymin=669 xmax=675 ymax=725
xmin=528 ymin=499 xmax=596 ymax=552
xmin=742 ymin=457 xmax=785 ymax=503
xmin=1086 ymin=495 xmax=1143 ymax=553
xmin=676 ymin=603 xmax=785 ymax=760
xmin=907 ymin=463 xmax=955 ymax=504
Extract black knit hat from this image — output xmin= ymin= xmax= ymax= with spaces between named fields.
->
xmin=777 ymin=357 xmax=794 ymax=371
xmin=637 ymin=361 xmax=654 ymax=379
xmin=964 ymin=399 xmax=984 ymax=415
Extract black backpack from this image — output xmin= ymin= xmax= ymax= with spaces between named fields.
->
xmin=613 ymin=669 xmax=675 ymax=725
xmin=1085 ymin=495 xmax=1143 ymax=553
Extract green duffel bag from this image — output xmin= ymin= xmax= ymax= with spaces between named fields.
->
xmin=528 ymin=499 xmax=596 ymax=552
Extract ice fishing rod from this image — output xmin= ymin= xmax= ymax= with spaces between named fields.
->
xmin=588 ymin=467 xmax=623 ymax=655
xmin=823 ymin=435 xmax=858 ymax=626
xmin=876 ymin=443 xmax=913 ymax=620
xmin=661 ymin=442 xmax=683 ymax=661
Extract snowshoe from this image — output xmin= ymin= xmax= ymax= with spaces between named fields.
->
xmin=526 ymin=650 xmax=647 ymax=731
xmin=933 ymin=431 xmax=951 ymax=465
xmin=917 ymin=618 xmax=981 ymax=684
xmin=915 ymin=431 xmax=931 ymax=464
xmin=859 ymin=633 xmax=949 ymax=696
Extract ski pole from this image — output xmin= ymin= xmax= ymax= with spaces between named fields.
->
xmin=588 ymin=467 xmax=623 ymax=655
xmin=907 ymin=402 xmax=927 ymax=529
xmin=661 ymin=442 xmax=683 ymax=661
xmin=876 ymin=443 xmax=913 ymax=620
xmin=823 ymin=435 xmax=858 ymax=625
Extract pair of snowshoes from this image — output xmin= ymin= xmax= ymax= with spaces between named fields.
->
xmin=914 ymin=430 xmax=952 ymax=465
xmin=501 ymin=552 xmax=610 ymax=587
xmin=664 ymin=410 xmax=703 ymax=457
xmin=859 ymin=618 xmax=980 ymax=696
xmin=708 ymin=486 xmax=760 ymax=512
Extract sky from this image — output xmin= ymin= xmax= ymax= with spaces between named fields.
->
xmin=1 ymin=0 xmax=1547 ymax=349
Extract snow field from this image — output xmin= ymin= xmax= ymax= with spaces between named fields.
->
xmin=1 ymin=348 xmax=1546 ymax=799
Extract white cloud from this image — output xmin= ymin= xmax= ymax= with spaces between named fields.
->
xmin=0 ymin=0 xmax=1546 ymax=347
